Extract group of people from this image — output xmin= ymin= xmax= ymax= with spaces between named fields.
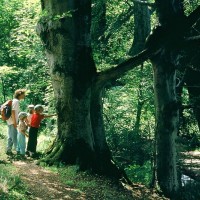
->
xmin=6 ymin=89 xmax=56 ymax=159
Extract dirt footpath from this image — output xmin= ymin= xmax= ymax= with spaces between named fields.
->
xmin=14 ymin=160 xmax=85 ymax=200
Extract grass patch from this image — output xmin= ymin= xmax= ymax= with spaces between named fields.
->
xmin=0 ymin=123 xmax=28 ymax=199
xmin=125 ymin=161 xmax=153 ymax=186
xmin=36 ymin=127 xmax=57 ymax=154
xmin=0 ymin=158 xmax=28 ymax=199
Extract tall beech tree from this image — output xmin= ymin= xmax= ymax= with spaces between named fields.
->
xmin=37 ymin=0 xmax=123 ymax=177
xmin=37 ymin=0 xmax=200 ymax=197
xmin=149 ymin=0 xmax=200 ymax=197
xmin=149 ymin=0 xmax=185 ymax=196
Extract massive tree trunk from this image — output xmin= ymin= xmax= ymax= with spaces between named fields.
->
xmin=149 ymin=3 xmax=200 ymax=196
xmin=38 ymin=0 xmax=95 ymax=166
xmin=150 ymin=0 xmax=185 ymax=197
xmin=90 ymin=84 xmax=120 ymax=176
xmin=37 ymin=0 xmax=121 ymax=177
xmin=152 ymin=53 xmax=179 ymax=197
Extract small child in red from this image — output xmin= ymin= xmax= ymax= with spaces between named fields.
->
xmin=26 ymin=104 xmax=56 ymax=157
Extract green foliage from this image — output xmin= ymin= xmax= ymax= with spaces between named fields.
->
xmin=92 ymin=2 xmax=155 ymax=181
xmin=104 ymin=63 xmax=155 ymax=168
xmin=0 ymin=121 xmax=6 ymax=139
xmin=92 ymin=0 xmax=134 ymax=71
xmin=0 ymin=0 xmax=24 ymax=65
xmin=0 ymin=0 xmax=56 ymax=159
xmin=9 ymin=0 xmax=42 ymax=67
xmin=37 ymin=124 xmax=57 ymax=153
xmin=0 ymin=168 xmax=27 ymax=200
xmin=125 ymin=161 xmax=153 ymax=186
xmin=92 ymin=1 xmax=156 ymax=176
xmin=0 ymin=66 xmax=52 ymax=107
xmin=184 ymin=0 xmax=200 ymax=16
xmin=0 ymin=0 xmax=55 ymax=113
xmin=0 ymin=66 xmax=17 ymax=102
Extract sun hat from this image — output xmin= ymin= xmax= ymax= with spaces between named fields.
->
xmin=28 ymin=104 xmax=34 ymax=109
xmin=18 ymin=112 xmax=28 ymax=119
xmin=34 ymin=104 xmax=44 ymax=111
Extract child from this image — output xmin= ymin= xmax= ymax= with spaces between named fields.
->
xmin=26 ymin=104 xmax=56 ymax=157
xmin=17 ymin=112 xmax=29 ymax=158
xmin=27 ymin=104 xmax=34 ymax=126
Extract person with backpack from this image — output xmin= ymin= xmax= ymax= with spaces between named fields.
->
xmin=6 ymin=89 xmax=26 ymax=155
xmin=26 ymin=104 xmax=56 ymax=158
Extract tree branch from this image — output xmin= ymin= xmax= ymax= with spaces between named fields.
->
xmin=185 ymin=35 xmax=200 ymax=41
xmin=96 ymin=48 xmax=160 ymax=86
xmin=176 ymin=69 xmax=187 ymax=88
xmin=96 ymin=5 xmax=200 ymax=88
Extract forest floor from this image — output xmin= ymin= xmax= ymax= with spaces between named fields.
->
xmin=0 ymin=125 xmax=199 ymax=199
xmin=0 ymin=154 xmax=169 ymax=200
xmin=0 ymin=136 xmax=169 ymax=200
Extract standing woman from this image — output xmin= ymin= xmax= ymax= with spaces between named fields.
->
xmin=6 ymin=89 xmax=26 ymax=155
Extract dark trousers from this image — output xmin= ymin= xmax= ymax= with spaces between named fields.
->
xmin=27 ymin=127 xmax=38 ymax=153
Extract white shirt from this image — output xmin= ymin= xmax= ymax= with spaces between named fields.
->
xmin=27 ymin=113 xmax=32 ymax=124
xmin=6 ymin=98 xmax=20 ymax=125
